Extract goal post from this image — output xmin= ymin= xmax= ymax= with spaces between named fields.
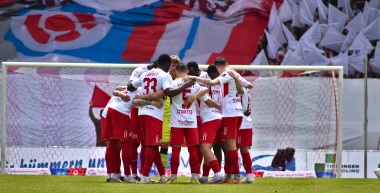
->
xmin=0 ymin=62 xmax=343 ymax=178
xmin=0 ymin=62 xmax=145 ymax=174
xmin=198 ymin=64 xmax=342 ymax=178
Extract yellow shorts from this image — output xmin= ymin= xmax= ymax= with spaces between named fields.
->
xmin=162 ymin=97 xmax=171 ymax=143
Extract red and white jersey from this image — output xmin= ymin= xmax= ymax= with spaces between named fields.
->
xmin=170 ymin=78 xmax=207 ymax=128
xmin=129 ymin=65 xmax=149 ymax=82
xmin=132 ymin=68 xmax=172 ymax=121
xmin=200 ymin=84 xmax=222 ymax=123
xmin=240 ymin=88 xmax=252 ymax=130
xmin=194 ymin=71 xmax=209 ymax=116
xmin=197 ymin=71 xmax=209 ymax=87
xmin=217 ymin=71 xmax=243 ymax=117
xmin=102 ymin=88 xmax=141 ymax=117
xmin=236 ymin=73 xmax=251 ymax=89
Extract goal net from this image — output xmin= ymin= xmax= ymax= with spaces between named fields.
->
xmin=0 ymin=62 xmax=343 ymax=177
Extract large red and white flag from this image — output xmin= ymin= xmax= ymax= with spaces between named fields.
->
xmin=5 ymin=0 xmax=278 ymax=65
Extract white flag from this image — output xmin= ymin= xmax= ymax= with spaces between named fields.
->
xmin=374 ymin=41 xmax=380 ymax=59
xmin=348 ymin=47 xmax=367 ymax=74
xmin=361 ymin=17 xmax=380 ymax=41
xmin=319 ymin=27 xmax=346 ymax=52
xmin=251 ymin=49 xmax=269 ymax=76
xmin=330 ymin=52 xmax=349 ymax=75
xmin=282 ymin=23 xmax=296 ymax=42
xmin=251 ymin=49 xmax=269 ymax=65
xmin=268 ymin=3 xmax=287 ymax=45
xmin=348 ymin=32 xmax=373 ymax=54
xmin=292 ymin=3 xmax=302 ymax=28
xmin=300 ymin=21 xmax=322 ymax=44
xmin=278 ymin=0 xmax=293 ymax=22
xmin=369 ymin=0 xmax=380 ymax=9
xmin=328 ymin=3 xmax=348 ymax=32
xmin=294 ymin=39 xmax=324 ymax=59
xmin=369 ymin=57 xmax=380 ymax=74
xmin=337 ymin=0 xmax=344 ymax=8
xmin=344 ymin=12 xmax=366 ymax=33
xmin=362 ymin=1 xmax=379 ymax=26
xmin=301 ymin=46 xmax=330 ymax=66
xmin=281 ymin=50 xmax=303 ymax=65
xmin=265 ymin=30 xmax=281 ymax=59
xmin=320 ymin=23 xmax=340 ymax=36
xmin=342 ymin=0 xmax=355 ymax=20
xmin=287 ymin=40 xmax=299 ymax=52
xmin=317 ymin=0 xmax=328 ymax=24
xmin=340 ymin=30 xmax=359 ymax=52
xmin=300 ymin=0 xmax=314 ymax=26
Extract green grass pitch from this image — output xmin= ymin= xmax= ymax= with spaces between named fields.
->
xmin=0 ymin=175 xmax=379 ymax=193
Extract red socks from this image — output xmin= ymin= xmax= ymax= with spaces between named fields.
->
xmin=230 ymin=150 xmax=240 ymax=175
xmin=241 ymin=152 xmax=252 ymax=174
xmin=121 ymin=141 xmax=131 ymax=176
xmin=202 ymin=164 xmax=210 ymax=177
xmin=209 ymin=160 xmax=221 ymax=173
xmin=188 ymin=146 xmax=200 ymax=174
xmin=170 ymin=147 xmax=181 ymax=175
xmin=154 ymin=151 xmax=166 ymax=176
xmin=142 ymin=148 xmax=156 ymax=176
xmin=105 ymin=139 xmax=121 ymax=174
xmin=131 ymin=142 xmax=139 ymax=175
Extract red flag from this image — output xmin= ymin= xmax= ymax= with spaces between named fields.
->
xmin=68 ymin=168 xmax=87 ymax=176
xmin=91 ymin=85 xmax=111 ymax=108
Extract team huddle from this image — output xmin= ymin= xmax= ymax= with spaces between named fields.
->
xmin=101 ymin=54 xmax=254 ymax=184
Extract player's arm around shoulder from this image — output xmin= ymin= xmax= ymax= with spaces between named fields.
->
xmin=132 ymin=88 xmax=164 ymax=108
xmin=183 ymin=86 xmax=209 ymax=106
xmin=135 ymin=90 xmax=166 ymax=101
xmin=113 ymin=87 xmax=130 ymax=102
xmin=204 ymin=98 xmax=221 ymax=109
xmin=132 ymin=99 xmax=163 ymax=109
xmin=189 ymin=75 xmax=220 ymax=86
xmin=164 ymin=79 xmax=195 ymax=97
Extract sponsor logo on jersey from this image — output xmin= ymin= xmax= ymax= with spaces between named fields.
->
xmin=233 ymin=98 xmax=241 ymax=103
xmin=178 ymin=120 xmax=194 ymax=125
xmin=176 ymin=109 xmax=193 ymax=114
xmin=140 ymin=106 xmax=155 ymax=111
xmin=211 ymin=109 xmax=220 ymax=113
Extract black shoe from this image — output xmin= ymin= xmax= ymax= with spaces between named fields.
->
xmin=119 ymin=176 xmax=125 ymax=182
xmin=134 ymin=176 xmax=141 ymax=182
xmin=106 ymin=178 xmax=111 ymax=183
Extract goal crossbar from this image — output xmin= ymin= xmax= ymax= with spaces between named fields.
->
xmin=1 ymin=62 xmax=344 ymax=177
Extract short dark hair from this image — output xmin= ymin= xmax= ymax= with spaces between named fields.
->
xmin=158 ymin=54 xmax=172 ymax=66
xmin=176 ymin=63 xmax=188 ymax=72
xmin=151 ymin=59 xmax=158 ymax=68
xmin=207 ymin=64 xmax=218 ymax=75
xmin=214 ymin=56 xmax=227 ymax=66
xmin=187 ymin=61 xmax=199 ymax=70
